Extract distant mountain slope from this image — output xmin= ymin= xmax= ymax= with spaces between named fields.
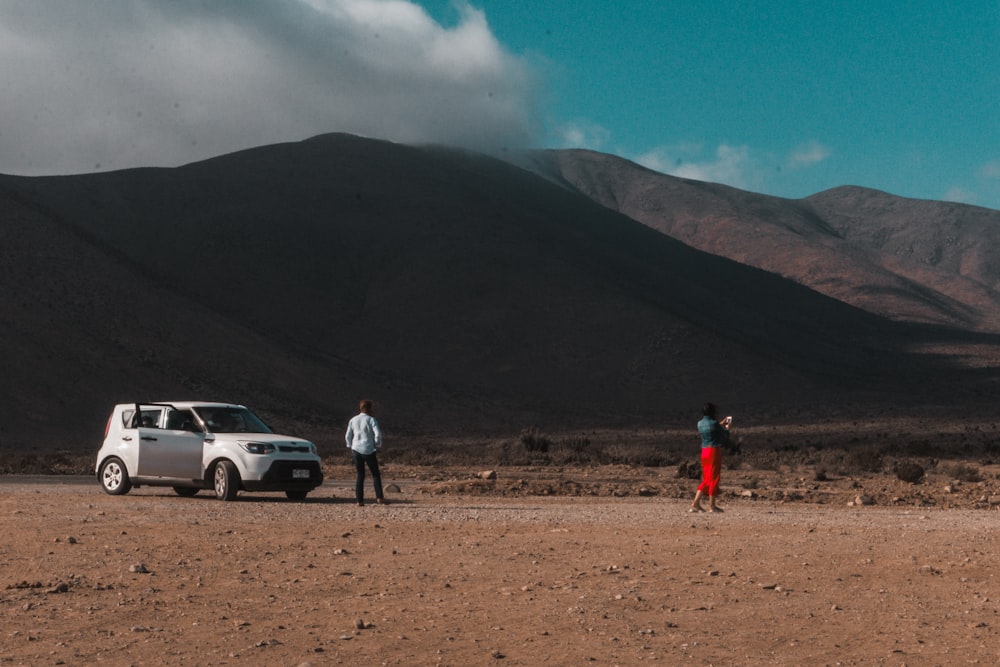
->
xmin=1 ymin=134 xmax=997 ymax=451
xmin=526 ymin=149 xmax=1000 ymax=332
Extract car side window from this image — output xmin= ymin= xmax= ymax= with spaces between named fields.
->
xmin=127 ymin=408 xmax=164 ymax=428
xmin=165 ymin=409 xmax=200 ymax=432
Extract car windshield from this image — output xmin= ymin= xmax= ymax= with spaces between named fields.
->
xmin=192 ymin=406 xmax=272 ymax=434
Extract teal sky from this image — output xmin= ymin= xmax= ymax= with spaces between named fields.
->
xmin=419 ymin=0 xmax=1000 ymax=209
xmin=1 ymin=1 xmax=997 ymax=210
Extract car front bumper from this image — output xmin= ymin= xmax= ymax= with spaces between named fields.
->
xmin=241 ymin=459 xmax=324 ymax=492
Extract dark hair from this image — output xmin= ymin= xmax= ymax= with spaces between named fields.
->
xmin=702 ymin=402 xmax=717 ymax=418
xmin=359 ymin=399 xmax=373 ymax=415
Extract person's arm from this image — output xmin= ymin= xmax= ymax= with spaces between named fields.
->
xmin=371 ymin=417 xmax=382 ymax=450
xmin=345 ymin=420 xmax=354 ymax=448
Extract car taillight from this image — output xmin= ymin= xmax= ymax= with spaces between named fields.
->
xmin=104 ymin=413 xmax=113 ymax=439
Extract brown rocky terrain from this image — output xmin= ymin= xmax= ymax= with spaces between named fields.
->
xmin=2 ymin=463 xmax=999 ymax=666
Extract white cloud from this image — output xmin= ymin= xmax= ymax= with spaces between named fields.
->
xmin=0 ymin=0 xmax=540 ymax=175
xmin=554 ymin=119 xmax=611 ymax=151
xmin=943 ymin=186 xmax=978 ymax=205
xmin=634 ymin=143 xmax=761 ymax=191
xmin=787 ymin=140 xmax=830 ymax=168
xmin=980 ymin=160 xmax=1000 ymax=180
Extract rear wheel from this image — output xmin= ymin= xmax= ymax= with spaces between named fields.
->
xmin=213 ymin=461 xmax=240 ymax=501
xmin=99 ymin=457 xmax=132 ymax=495
xmin=285 ymin=490 xmax=308 ymax=501
xmin=173 ymin=486 xmax=199 ymax=497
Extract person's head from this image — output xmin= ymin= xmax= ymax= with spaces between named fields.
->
xmin=702 ymin=402 xmax=717 ymax=419
xmin=359 ymin=399 xmax=374 ymax=415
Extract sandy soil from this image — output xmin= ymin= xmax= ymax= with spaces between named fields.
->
xmin=2 ymin=467 xmax=999 ymax=666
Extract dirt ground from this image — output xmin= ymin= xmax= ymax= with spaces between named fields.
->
xmin=2 ymin=465 xmax=999 ymax=666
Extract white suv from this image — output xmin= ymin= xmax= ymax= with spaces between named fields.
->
xmin=96 ymin=402 xmax=324 ymax=500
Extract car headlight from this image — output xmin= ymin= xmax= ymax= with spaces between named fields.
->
xmin=240 ymin=441 xmax=276 ymax=455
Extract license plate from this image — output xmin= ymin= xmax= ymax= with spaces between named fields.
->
xmin=292 ymin=469 xmax=310 ymax=479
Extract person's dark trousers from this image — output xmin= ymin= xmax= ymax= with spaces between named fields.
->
xmin=352 ymin=450 xmax=384 ymax=504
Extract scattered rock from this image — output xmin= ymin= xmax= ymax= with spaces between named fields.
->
xmin=130 ymin=564 xmax=150 ymax=574
xmin=478 ymin=470 xmax=497 ymax=480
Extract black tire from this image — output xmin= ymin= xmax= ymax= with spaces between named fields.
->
xmin=173 ymin=486 xmax=199 ymax=497
xmin=213 ymin=460 xmax=240 ymax=501
xmin=285 ymin=490 xmax=308 ymax=501
xmin=99 ymin=457 xmax=132 ymax=496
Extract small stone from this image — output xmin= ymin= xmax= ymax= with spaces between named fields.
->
xmin=355 ymin=619 xmax=366 ymax=630
xmin=130 ymin=564 xmax=149 ymax=573
xmin=67 ymin=536 xmax=77 ymax=544
xmin=478 ymin=470 xmax=497 ymax=480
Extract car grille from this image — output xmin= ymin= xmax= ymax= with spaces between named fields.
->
xmin=261 ymin=460 xmax=322 ymax=483
xmin=278 ymin=444 xmax=311 ymax=453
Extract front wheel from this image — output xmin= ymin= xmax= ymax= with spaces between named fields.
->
xmin=99 ymin=457 xmax=132 ymax=495
xmin=213 ymin=461 xmax=241 ymax=501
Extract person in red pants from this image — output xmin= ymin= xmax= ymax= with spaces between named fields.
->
xmin=690 ymin=402 xmax=731 ymax=513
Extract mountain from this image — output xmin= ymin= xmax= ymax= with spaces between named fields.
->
xmin=525 ymin=149 xmax=1000 ymax=333
xmin=2 ymin=134 xmax=998 ymax=453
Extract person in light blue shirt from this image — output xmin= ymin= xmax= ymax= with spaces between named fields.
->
xmin=345 ymin=399 xmax=386 ymax=506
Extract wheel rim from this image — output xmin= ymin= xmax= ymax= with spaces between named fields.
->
xmin=214 ymin=464 xmax=227 ymax=496
xmin=103 ymin=461 xmax=123 ymax=491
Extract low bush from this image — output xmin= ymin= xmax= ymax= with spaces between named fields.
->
xmin=894 ymin=461 xmax=925 ymax=484
xmin=936 ymin=461 xmax=981 ymax=483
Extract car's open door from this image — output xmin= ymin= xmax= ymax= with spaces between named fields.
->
xmin=135 ymin=404 xmax=205 ymax=480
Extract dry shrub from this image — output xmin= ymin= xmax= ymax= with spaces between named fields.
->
xmin=519 ymin=427 xmax=551 ymax=453
xmin=936 ymin=461 xmax=982 ymax=483
xmin=840 ymin=446 xmax=885 ymax=475
xmin=894 ymin=461 xmax=925 ymax=484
